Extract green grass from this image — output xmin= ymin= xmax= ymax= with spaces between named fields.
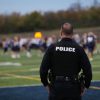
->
xmin=0 ymin=50 xmax=42 ymax=87
xmin=0 ymin=45 xmax=100 ymax=87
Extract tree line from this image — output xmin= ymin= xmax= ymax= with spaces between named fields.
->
xmin=0 ymin=6 xmax=100 ymax=33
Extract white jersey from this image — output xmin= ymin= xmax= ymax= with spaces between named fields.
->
xmin=46 ymin=37 xmax=53 ymax=47
xmin=87 ymin=35 xmax=95 ymax=43
xmin=19 ymin=38 xmax=28 ymax=47
xmin=29 ymin=38 xmax=41 ymax=45
xmin=13 ymin=41 xmax=19 ymax=46
xmin=73 ymin=34 xmax=81 ymax=44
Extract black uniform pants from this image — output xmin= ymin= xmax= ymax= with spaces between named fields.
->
xmin=49 ymin=96 xmax=81 ymax=100
xmin=49 ymin=81 xmax=81 ymax=100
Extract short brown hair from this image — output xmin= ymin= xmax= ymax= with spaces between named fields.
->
xmin=61 ymin=23 xmax=73 ymax=35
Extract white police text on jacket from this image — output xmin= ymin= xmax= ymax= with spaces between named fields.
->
xmin=56 ymin=46 xmax=75 ymax=52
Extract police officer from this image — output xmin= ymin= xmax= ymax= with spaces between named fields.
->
xmin=40 ymin=23 xmax=92 ymax=100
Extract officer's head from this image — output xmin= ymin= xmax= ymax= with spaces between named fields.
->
xmin=60 ymin=23 xmax=73 ymax=37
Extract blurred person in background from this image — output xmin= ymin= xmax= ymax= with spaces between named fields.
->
xmin=11 ymin=36 xmax=20 ymax=59
xmin=81 ymin=33 xmax=88 ymax=53
xmin=2 ymin=37 xmax=9 ymax=54
xmin=73 ymin=33 xmax=81 ymax=46
xmin=87 ymin=32 xmax=97 ymax=61
xmin=46 ymin=36 xmax=54 ymax=48
xmin=39 ymin=36 xmax=48 ymax=52
xmin=19 ymin=37 xmax=28 ymax=51
xmin=27 ymin=37 xmax=42 ymax=56
xmin=19 ymin=37 xmax=31 ymax=58
xmin=46 ymin=35 xmax=57 ymax=48
xmin=27 ymin=32 xmax=45 ymax=57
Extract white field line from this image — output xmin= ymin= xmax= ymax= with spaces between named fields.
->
xmin=0 ymin=84 xmax=42 ymax=89
xmin=0 ymin=68 xmax=39 ymax=73
xmin=0 ymin=62 xmax=22 ymax=66
xmin=0 ymin=75 xmax=40 ymax=79
xmin=2 ymin=68 xmax=100 ymax=73
xmin=0 ymin=81 xmax=100 ymax=90
xmin=0 ymin=85 xmax=100 ymax=90
xmin=90 ymin=86 xmax=100 ymax=90
xmin=0 ymin=69 xmax=99 ymax=73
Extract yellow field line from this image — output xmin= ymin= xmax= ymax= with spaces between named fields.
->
xmin=1 ymin=73 xmax=100 ymax=90
xmin=0 ymin=73 xmax=40 ymax=81
xmin=0 ymin=68 xmax=39 ymax=73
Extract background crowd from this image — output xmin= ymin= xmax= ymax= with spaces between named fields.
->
xmin=0 ymin=31 xmax=97 ymax=61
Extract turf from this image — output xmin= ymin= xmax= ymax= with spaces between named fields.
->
xmin=0 ymin=44 xmax=100 ymax=87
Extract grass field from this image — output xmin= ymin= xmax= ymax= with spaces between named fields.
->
xmin=0 ymin=44 xmax=100 ymax=87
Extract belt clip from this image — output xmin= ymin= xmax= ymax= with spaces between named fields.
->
xmin=65 ymin=76 xmax=69 ymax=81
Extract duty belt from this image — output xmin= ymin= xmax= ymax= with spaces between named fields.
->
xmin=55 ymin=76 xmax=78 ymax=82
xmin=48 ymin=72 xmax=78 ymax=83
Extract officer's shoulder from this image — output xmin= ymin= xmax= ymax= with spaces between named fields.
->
xmin=46 ymin=44 xmax=56 ymax=52
xmin=72 ymin=41 xmax=85 ymax=52
xmin=77 ymin=45 xmax=85 ymax=55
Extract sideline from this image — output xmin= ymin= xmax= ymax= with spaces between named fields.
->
xmin=90 ymin=86 xmax=100 ymax=90
xmin=0 ymin=81 xmax=100 ymax=90
xmin=0 ymin=84 xmax=42 ymax=89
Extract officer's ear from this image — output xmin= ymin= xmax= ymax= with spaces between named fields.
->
xmin=60 ymin=26 xmax=63 ymax=37
xmin=60 ymin=31 xmax=62 ymax=37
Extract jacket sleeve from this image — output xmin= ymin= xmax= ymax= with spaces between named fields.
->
xmin=40 ymin=45 xmax=53 ymax=87
xmin=79 ymin=48 xmax=92 ymax=88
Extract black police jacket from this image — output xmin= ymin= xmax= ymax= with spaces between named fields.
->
xmin=40 ymin=38 xmax=92 ymax=88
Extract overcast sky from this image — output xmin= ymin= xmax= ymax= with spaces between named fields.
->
xmin=0 ymin=0 xmax=100 ymax=15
